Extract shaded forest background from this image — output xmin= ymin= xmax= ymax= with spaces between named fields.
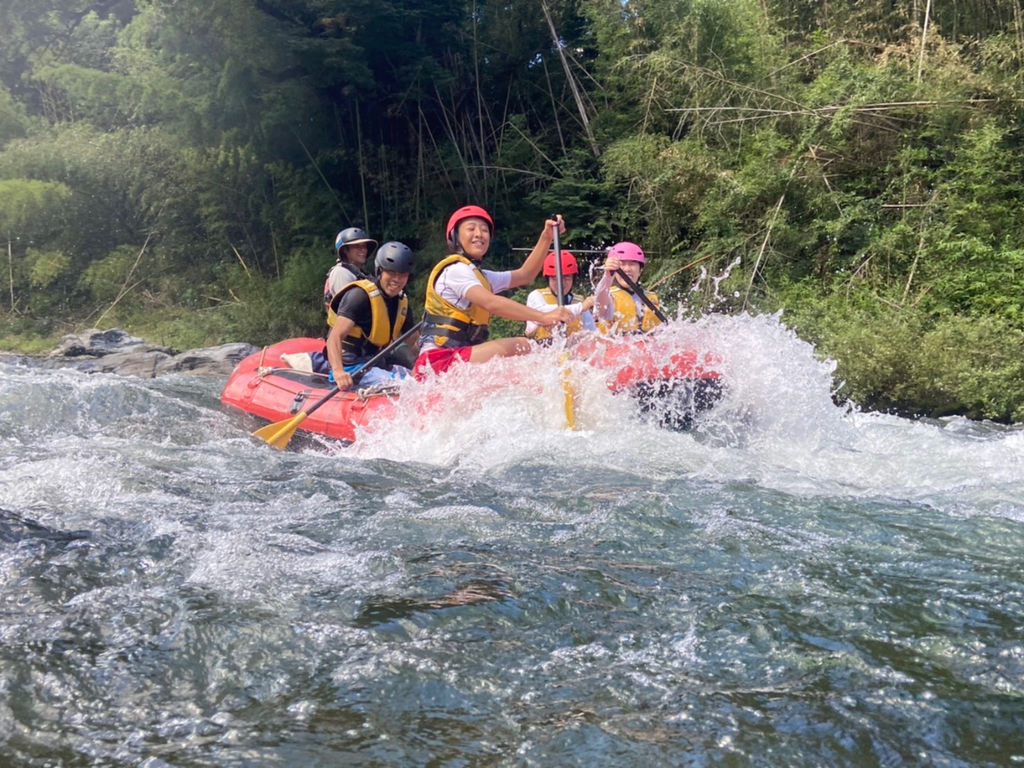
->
xmin=1 ymin=0 xmax=1023 ymax=422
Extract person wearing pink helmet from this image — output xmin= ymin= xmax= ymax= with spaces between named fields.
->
xmin=593 ymin=241 xmax=664 ymax=333
xmin=414 ymin=205 xmax=573 ymax=377
xmin=525 ymin=250 xmax=596 ymax=341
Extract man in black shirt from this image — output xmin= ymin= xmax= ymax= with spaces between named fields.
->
xmin=315 ymin=241 xmax=419 ymax=388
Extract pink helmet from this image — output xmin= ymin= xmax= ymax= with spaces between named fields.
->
xmin=608 ymin=241 xmax=645 ymax=264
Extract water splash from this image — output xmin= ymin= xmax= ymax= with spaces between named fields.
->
xmin=340 ymin=311 xmax=1022 ymax=519
xmin=1 ymin=313 xmax=1020 ymax=522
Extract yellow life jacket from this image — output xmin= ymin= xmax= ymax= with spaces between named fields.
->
xmin=527 ymin=288 xmax=584 ymax=341
xmin=333 ymin=279 xmax=409 ymax=361
xmin=598 ymin=284 xmax=662 ymax=334
xmin=422 ymin=254 xmax=493 ymax=348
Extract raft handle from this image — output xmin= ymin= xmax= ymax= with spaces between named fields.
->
xmin=289 ymin=390 xmax=311 ymax=414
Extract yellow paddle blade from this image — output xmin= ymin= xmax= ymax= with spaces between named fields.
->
xmin=253 ymin=412 xmax=308 ymax=450
xmin=559 ymin=352 xmax=577 ymax=430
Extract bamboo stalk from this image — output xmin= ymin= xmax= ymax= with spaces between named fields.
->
xmin=541 ymin=0 xmax=599 ymax=157
xmin=292 ymin=128 xmax=349 ymax=221
xmin=433 ymin=83 xmax=475 ymax=197
xmin=472 ymin=0 xmax=485 ymax=180
xmin=7 ymin=237 xmax=13 ymax=312
xmin=230 ymin=242 xmax=251 ymax=277
xmin=666 ymin=98 xmax=1008 ymax=116
xmin=648 ymin=252 xmax=718 ymax=291
xmin=93 ymin=232 xmax=153 ymax=327
xmin=917 ymin=0 xmax=933 ymax=83
xmin=541 ymin=55 xmax=567 ymax=156
xmin=356 ymin=103 xmax=368 ymax=230
xmin=903 ymin=225 xmax=928 ymax=303
xmin=744 ymin=193 xmax=786 ymax=310
xmin=1017 ymin=0 xmax=1024 ymax=58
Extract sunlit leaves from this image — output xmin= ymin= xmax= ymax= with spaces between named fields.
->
xmin=26 ymin=248 xmax=71 ymax=290
xmin=0 ymin=178 xmax=70 ymax=239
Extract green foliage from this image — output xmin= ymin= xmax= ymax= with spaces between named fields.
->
xmin=215 ymin=248 xmax=325 ymax=347
xmin=0 ymin=85 xmax=28 ymax=146
xmin=79 ymin=245 xmax=144 ymax=305
xmin=927 ymin=240 xmax=1024 ymax=323
xmin=772 ymin=279 xmax=1024 ymax=422
xmin=0 ymin=178 xmax=71 ymax=235
xmin=488 ymin=287 xmax=533 ymax=340
xmin=32 ymin=62 xmax=139 ymax=130
xmin=0 ymin=315 xmax=60 ymax=354
xmin=0 ymin=178 xmax=71 ymax=312
xmin=937 ymin=120 xmax=1024 ymax=243
xmin=26 ymin=248 xmax=70 ymax=289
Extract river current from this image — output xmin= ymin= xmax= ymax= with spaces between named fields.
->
xmin=1 ymin=312 xmax=1022 ymax=766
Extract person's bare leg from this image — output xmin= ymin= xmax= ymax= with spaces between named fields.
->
xmin=468 ymin=337 xmax=532 ymax=363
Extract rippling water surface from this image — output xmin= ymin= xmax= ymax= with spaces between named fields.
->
xmin=1 ymin=313 xmax=1022 ymax=766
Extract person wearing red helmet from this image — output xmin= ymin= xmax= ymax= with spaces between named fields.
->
xmin=414 ymin=206 xmax=573 ymax=377
xmin=525 ymin=250 xmax=596 ymax=341
xmin=593 ymin=241 xmax=664 ymax=333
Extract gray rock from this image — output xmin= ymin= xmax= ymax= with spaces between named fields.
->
xmin=69 ymin=347 xmax=172 ymax=377
xmin=50 ymin=328 xmax=165 ymax=358
xmin=47 ymin=328 xmax=258 ymax=378
xmin=154 ymin=343 xmax=258 ymax=376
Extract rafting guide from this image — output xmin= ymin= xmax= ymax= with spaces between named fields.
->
xmin=324 ymin=226 xmax=377 ymax=325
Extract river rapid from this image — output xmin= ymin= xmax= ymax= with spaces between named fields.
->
xmin=1 ymin=311 xmax=1022 ymax=767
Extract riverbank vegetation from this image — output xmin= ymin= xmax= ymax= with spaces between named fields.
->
xmin=2 ymin=0 xmax=1023 ymax=421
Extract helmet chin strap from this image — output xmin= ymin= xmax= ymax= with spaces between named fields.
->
xmin=455 ymin=242 xmax=483 ymax=264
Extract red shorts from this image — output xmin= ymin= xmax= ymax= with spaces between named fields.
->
xmin=413 ymin=346 xmax=473 ymax=379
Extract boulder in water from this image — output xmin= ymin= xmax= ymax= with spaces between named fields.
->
xmin=48 ymin=327 xmax=258 ymax=378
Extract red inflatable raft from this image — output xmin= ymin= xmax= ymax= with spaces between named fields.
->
xmin=221 ymin=334 xmax=723 ymax=443
xmin=220 ymin=338 xmax=400 ymax=442
xmin=570 ymin=334 xmax=723 ymax=429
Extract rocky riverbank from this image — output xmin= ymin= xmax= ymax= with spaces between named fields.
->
xmin=36 ymin=328 xmax=259 ymax=378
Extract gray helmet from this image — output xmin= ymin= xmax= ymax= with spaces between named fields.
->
xmin=374 ymin=241 xmax=414 ymax=274
xmin=334 ymin=227 xmax=377 ymax=258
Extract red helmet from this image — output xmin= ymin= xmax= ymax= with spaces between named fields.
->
xmin=608 ymin=241 xmax=646 ymax=264
xmin=446 ymin=205 xmax=494 ymax=245
xmin=542 ymin=251 xmax=578 ymax=276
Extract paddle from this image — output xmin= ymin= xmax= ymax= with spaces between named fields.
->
xmin=613 ymin=268 xmax=669 ymax=324
xmin=550 ymin=216 xmax=577 ymax=429
xmin=253 ymin=320 xmax=423 ymax=449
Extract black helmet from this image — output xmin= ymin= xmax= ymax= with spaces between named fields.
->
xmin=374 ymin=241 xmax=414 ymax=274
xmin=334 ymin=227 xmax=377 ymax=258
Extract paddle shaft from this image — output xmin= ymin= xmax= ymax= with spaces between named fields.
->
xmin=551 ymin=215 xmax=566 ymax=307
xmin=304 ymin=319 xmax=423 ymax=418
xmin=549 ymin=216 xmax=577 ymax=429
xmin=614 ymin=268 xmax=669 ymax=324
xmin=254 ymin=319 xmax=423 ymax=448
